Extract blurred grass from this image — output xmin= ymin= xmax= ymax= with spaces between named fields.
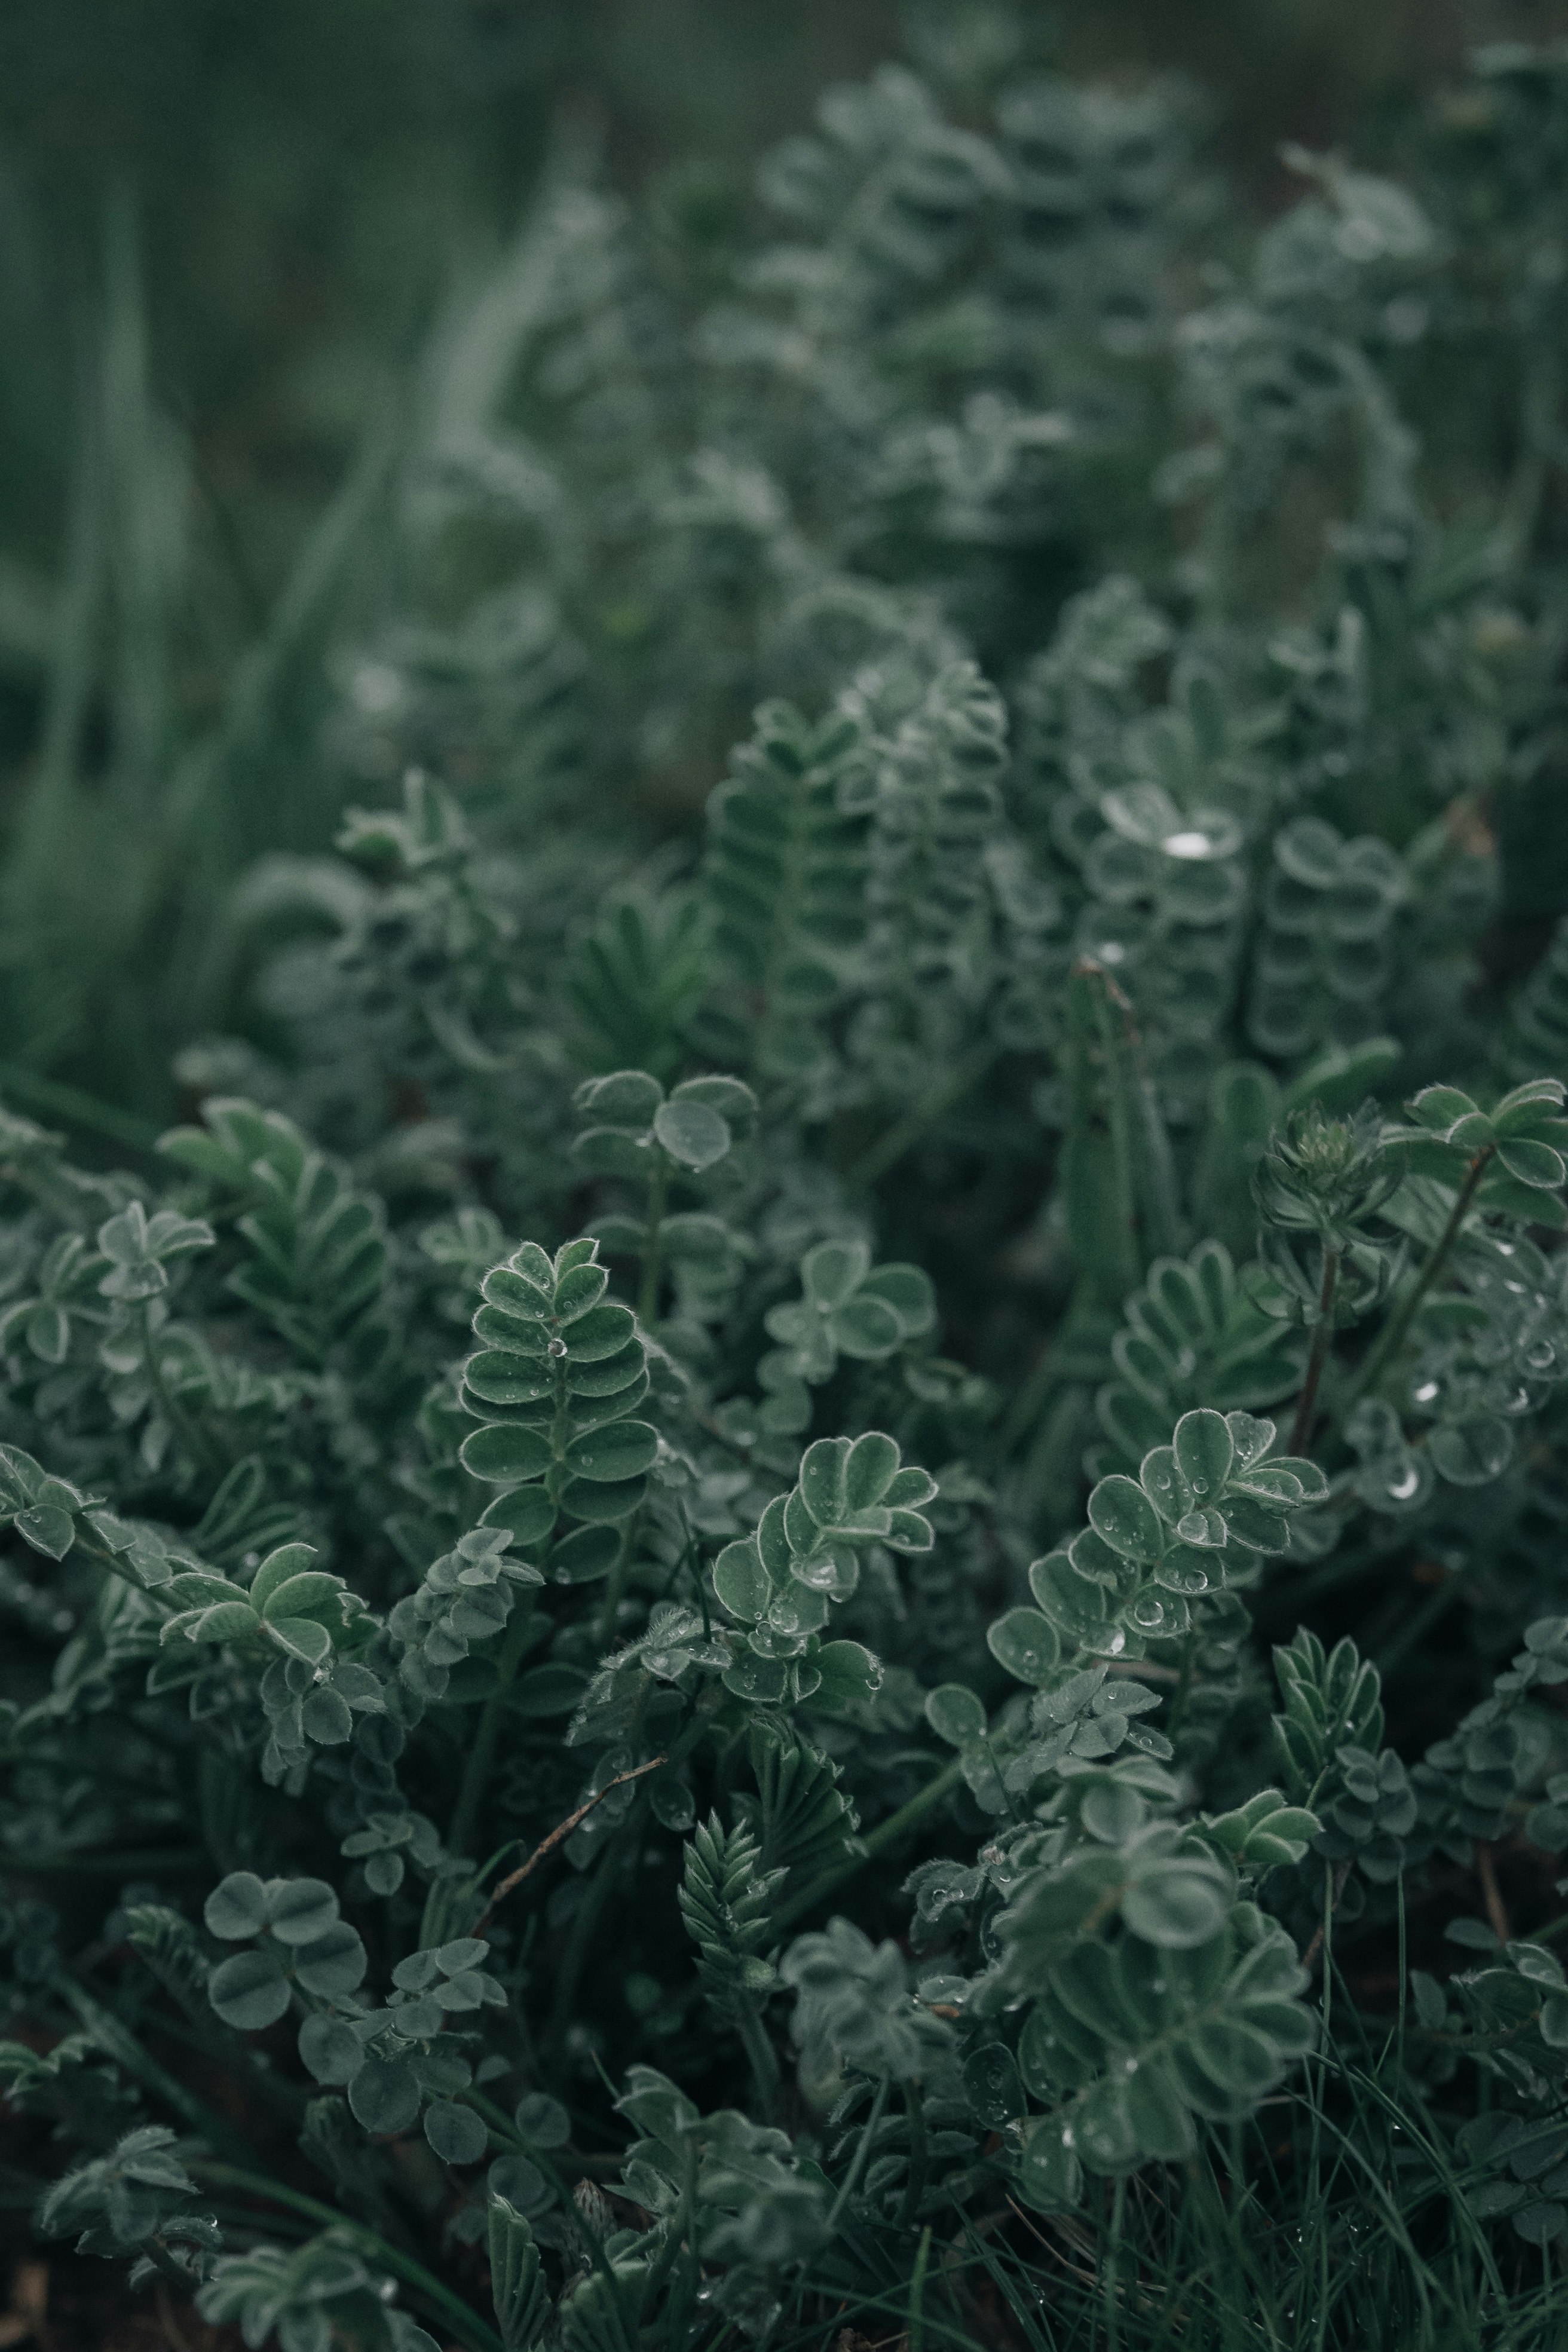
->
xmin=0 ymin=0 xmax=1561 ymax=1124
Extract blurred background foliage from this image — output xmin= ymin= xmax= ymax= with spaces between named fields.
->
xmin=0 ymin=0 xmax=1564 ymax=1122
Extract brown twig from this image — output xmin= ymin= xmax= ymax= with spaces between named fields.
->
xmin=1477 ymin=1841 xmax=1512 ymax=1945
xmin=474 ymin=1755 xmax=667 ymax=1933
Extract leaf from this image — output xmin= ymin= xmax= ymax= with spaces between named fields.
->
xmin=298 ymin=2016 xmax=365 ymax=2085
xmin=1122 ymin=1864 xmax=1232 ymax=1949
xmin=987 ymin=1609 xmax=1062 ymax=1685
xmin=926 ymin=1684 xmax=987 ymax=1747
xmin=1088 ymin=1475 xmax=1166 ymax=1565
xmin=293 ymin=1922 xmax=368 ymax=1997
xmin=575 ymin=1071 xmax=664 ymax=1126
xmin=828 ymin=1295 xmax=904 ymax=1357
xmin=209 ymin=1949 xmax=290 ymax=2032
xmin=653 ymin=1097 xmax=731 ymax=1169
xmin=204 ymin=1873 xmax=270 ymax=1941
xmin=249 ymin=1542 xmax=320 ymax=1611
xmin=513 ymin=2093 xmax=570 ymax=2149
xmin=266 ymin=1879 xmax=340 ymax=1946
xmin=425 ymin=2100 xmax=490 ymax=2165
xmin=1172 ymin=1408 xmax=1233 ymax=1500
xmin=461 ymin=1424 xmax=554 ymax=1484
xmin=808 ymin=1641 xmax=883 ymax=1716
xmin=800 ymin=1239 xmax=871 ymax=1310
xmin=259 ymin=1572 xmax=343 ymax=1624
xmin=349 ymin=2059 xmax=422 ymax=2136
xmin=1018 ymin=2116 xmax=1082 ymax=2212
xmin=561 ymin=1420 xmax=658 ymax=1482
xmin=713 ymin=1539 xmax=770 ymax=1623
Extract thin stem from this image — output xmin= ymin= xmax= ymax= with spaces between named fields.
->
xmin=474 ymin=1753 xmax=667 ymax=1933
xmin=993 ymin=1339 xmax=1056 ymax=1463
xmin=540 ymin=1696 xmax=722 ymax=2053
xmin=1288 ymin=1246 xmax=1340 ymax=1458
xmin=595 ymin=1518 xmax=636 ymax=1647
xmin=0 ymin=1058 xmax=163 ymax=1154
xmin=192 ymin=2163 xmax=502 ymax=2352
xmin=735 ymin=1998 xmax=782 ymax=2121
xmin=844 ymin=1043 xmax=999 ymax=1193
xmin=1165 ymin=1633 xmax=1197 ymax=1745
xmin=908 ymin=2222 xmax=932 ymax=2352
xmin=897 ymin=2080 xmax=928 ymax=2230
xmin=1104 ymin=2173 xmax=1126 ymax=2352
xmin=447 ymin=1592 xmax=537 ymax=1858
xmin=773 ymin=1756 xmax=964 ymax=1933
xmin=638 ymin=1164 xmax=669 ymax=1324
xmin=1336 ymin=1149 xmax=1493 ymax=1431
xmin=827 ymin=2073 xmax=890 ymax=2234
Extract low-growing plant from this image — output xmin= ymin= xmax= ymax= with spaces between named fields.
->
xmin=7 ymin=17 xmax=1568 ymax=2352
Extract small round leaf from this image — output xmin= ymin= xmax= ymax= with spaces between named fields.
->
xmin=425 ymin=2099 xmax=490 ymax=2166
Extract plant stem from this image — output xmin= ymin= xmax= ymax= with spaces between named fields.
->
xmin=638 ymin=1164 xmax=669 ymax=1324
xmin=908 ymin=2221 xmax=932 ymax=2352
xmin=1104 ymin=2173 xmax=1126 ymax=2352
xmin=773 ymin=1756 xmax=964 ymax=1933
xmin=736 ymin=1998 xmax=782 ymax=2120
xmin=447 ymin=1592 xmax=536 ymax=1858
xmin=897 ymin=2080 xmax=928 ymax=2229
xmin=0 ymin=1058 xmax=163 ymax=1154
xmin=844 ymin=1043 xmax=999 ymax=1193
xmin=1335 ymin=1150 xmax=1493 ymax=1431
xmin=827 ymin=2073 xmax=890 ymax=2233
xmin=1288 ymin=1247 xmax=1340 ymax=1457
xmin=191 ymin=2163 xmax=503 ymax=2352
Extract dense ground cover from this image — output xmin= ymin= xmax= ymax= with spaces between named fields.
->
xmin=5 ymin=10 xmax=1568 ymax=2350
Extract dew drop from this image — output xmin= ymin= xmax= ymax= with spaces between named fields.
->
xmin=1163 ymin=829 xmax=1213 ymax=859
xmin=1413 ymin=1380 xmax=1440 ymax=1404
xmin=548 ymin=1337 xmax=567 ymax=1358
xmin=1387 ymin=1465 xmax=1420 ymax=1500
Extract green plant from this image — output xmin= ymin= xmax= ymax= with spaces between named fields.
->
xmin=9 ymin=16 xmax=1568 ymax=2352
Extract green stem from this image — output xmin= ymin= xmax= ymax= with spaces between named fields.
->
xmin=844 ymin=1043 xmax=999 ymax=1193
xmin=191 ymin=2163 xmax=502 ymax=2352
xmin=897 ymin=2080 xmax=928 ymax=2230
xmin=595 ymin=1518 xmax=636 ymax=1649
xmin=993 ymin=1339 xmax=1056 ymax=1464
xmin=908 ymin=2222 xmax=932 ymax=2352
xmin=1104 ymin=2173 xmax=1126 ymax=2352
xmin=1335 ymin=1150 xmax=1493 ymax=1432
xmin=773 ymin=1756 xmax=964 ymax=1933
xmin=544 ymin=1696 xmax=719 ymax=2048
xmin=0 ymin=1058 xmax=163 ymax=1154
xmin=1165 ymin=1633 xmax=1197 ymax=1745
xmin=1 ymin=1845 xmax=206 ymax=1876
xmin=638 ymin=1165 xmax=669 ymax=1325
xmin=827 ymin=2073 xmax=890 ymax=2234
xmin=1288 ymin=1247 xmax=1340 ymax=1458
xmin=139 ymin=1301 xmax=224 ymax=1477
xmin=735 ymin=1999 xmax=781 ymax=2120
xmin=447 ymin=1593 xmax=537 ymax=1858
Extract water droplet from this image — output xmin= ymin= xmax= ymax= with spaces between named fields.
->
xmin=1413 ymin=1380 xmax=1440 ymax=1404
xmin=1061 ymin=2127 xmax=1075 ymax=2148
xmin=1106 ymin=1630 xmax=1127 ymax=1655
xmin=1096 ymin=941 xmax=1128 ymax=966
xmin=1387 ymin=1465 xmax=1420 ymax=1500
xmin=1163 ymin=829 xmax=1213 ymax=860
xmin=1190 ymin=1477 xmax=1208 ymax=1496
xmin=548 ymin=1337 xmax=567 ymax=1357
xmin=1526 ymin=1341 xmax=1557 ymax=1371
